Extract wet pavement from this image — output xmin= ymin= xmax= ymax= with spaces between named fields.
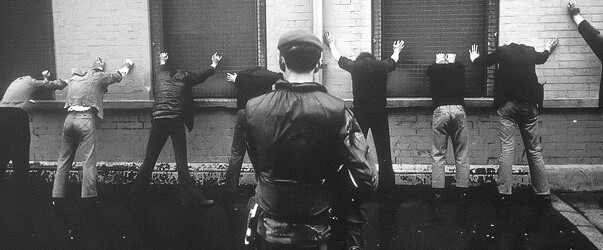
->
xmin=0 ymin=182 xmax=599 ymax=250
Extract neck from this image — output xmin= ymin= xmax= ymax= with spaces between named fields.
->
xmin=283 ymin=70 xmax=314 ymax=83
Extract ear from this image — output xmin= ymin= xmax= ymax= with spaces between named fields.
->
xmin=279 ymin=55 xmax=287 ymax=72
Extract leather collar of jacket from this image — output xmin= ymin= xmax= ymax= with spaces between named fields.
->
xmin=274 ymin=79 xmax=327 ymax=93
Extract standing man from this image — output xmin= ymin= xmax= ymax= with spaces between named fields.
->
xmin=1 ymin=71 xmax=67 ymax=194
xmin=324 ymin=32 xmax=404 ymax=201
xmin=426 ymin=53 xmax=470 ymax=204
xmin=244 ymin=29 xmax=378 ymax=249
xmin=223 ymin=67 xmax=281 ymax=203
xmin=128 ymin=52 xmax=220 ymax=208
xmin=52 ymin=57 xmax=133 ymax=208
xmin=567 ymin=1 xmax=603 ymax=109
xmin=470 ymin=37 xmax=558 ymax=210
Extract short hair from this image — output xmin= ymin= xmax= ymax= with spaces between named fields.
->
xmin=356 ymin=52 xmax=376 ymax=62
xmin=280 ymin=45 xmax=321 ymax=73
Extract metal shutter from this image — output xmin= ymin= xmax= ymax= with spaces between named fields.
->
xmin=381 ymin=0 xmax=489 ymax=97
xmin=162 ymin=0 xmax=262 ymax=98
xmin=0 ymin=0 xmax=56 ymax=99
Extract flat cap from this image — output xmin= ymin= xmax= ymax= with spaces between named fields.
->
xmin=277 ymin=29 xmax=323 ymax=52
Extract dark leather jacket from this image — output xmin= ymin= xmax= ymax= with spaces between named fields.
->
xmin=152 ymin=65 xmax=215 ymax=131
xmin=245 ymin=80 xmax=378 ymax=220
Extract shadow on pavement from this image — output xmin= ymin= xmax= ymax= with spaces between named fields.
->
xmin=0 ymin=182 xmax=597 ymax=250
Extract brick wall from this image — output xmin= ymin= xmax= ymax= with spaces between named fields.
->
xmin=499 ymin=0 xmax=602 ymax=103
xmin=28 ymin=107 xmax=603 ymax=165
xmin=22 ymin=1 xmax=602 ymax=167
xmin=29 ymin=108 xmax=237 ymax=164
xmin=52 ymin=0 xmax=152 ymax=100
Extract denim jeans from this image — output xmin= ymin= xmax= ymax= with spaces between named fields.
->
xmin=0 ymin=107 xmax=30 ymax=192
xmin=353 ymin=106 xmax=394 ymax=193
xmin=431 ymin=105 xmax=470 ymax=189
xmin=225 ymin=109 xmax=246 ymax=192
xmin=53 ymin=112 xmax=98 ymax=198
xmin=497 ymin=101 xmax=549 ymax=195
xmin=129 ymin=117 xmax=206 ymax=205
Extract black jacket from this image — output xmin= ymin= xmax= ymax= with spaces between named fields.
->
xmin=152 ymin=65 xmax=215 ymax=131
xmin=578 ymin=20 xmax=603 ymax=108
xmin=244 ymin=80 xmax=378 ymax=220
xmin=474 ymin=43 xmax=550 ymax=108
xmin=233 ymin=67 xmax=282 ymax=109
xmin=427 ymin=62 xmax=466 ymax=107
xmin=338 ymin=57 xmax=396 ymax=109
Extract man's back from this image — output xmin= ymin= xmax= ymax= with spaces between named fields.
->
xmin=245 ymin=80 xmax=348 ymax=219
xmin=339 ymin=57 xmax=396 ymax=108
xmin=476 ymin=43 xmax=550 ymax=107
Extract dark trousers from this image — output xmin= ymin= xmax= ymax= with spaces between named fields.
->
xmin=353 ymin=106 xmax=395 ymax=192
xmin=225 ymin=109 xmax=246 ymax=192
xmin=0 ymin=107 xmax=30 ymax=192
xmin=129 ymin=117 xmax=205 ymax=205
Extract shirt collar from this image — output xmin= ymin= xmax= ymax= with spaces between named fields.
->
xmin=274 ymin=79 xmax=327 ymax=93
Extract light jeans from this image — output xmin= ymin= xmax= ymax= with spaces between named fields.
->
xmin=52 ymin=112 xmax=98 ymax=198
xmin=431 ymin=105 xmax=470 ymax=189
xmin=497 ymin=101 xmax=549 ymax=195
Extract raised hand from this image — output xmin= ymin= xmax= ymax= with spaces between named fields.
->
xmin=568 ymin=1 xmax=580 ymax=16
xmin=469 ymin=44 xmax=480 ymax=62
xmin=324 ymin=32 xmax=335 ymax=46
xmin=160 ymin=52 xmax=168 ymax=65
xmin=546 ymin=37 xmax=559 ymax=52
xmin=42 ymin=70 xmax=50 ymax=79
xmin=393 ymin=40 xmax=405 ymax=51
xmin=211 ymin=52 xmax=222 ymax=68
xmin=226 ymin=73 xmax=237 ymax=83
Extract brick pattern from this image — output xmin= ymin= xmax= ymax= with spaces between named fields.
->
xmin=499 ymin=0 xmax=602 ymax=100
xmin=52 ymin=0 xmax=151 ymax=100
xmin=265 ymin=0 xmax=314 ymax=74
xmin=322 ymin=0 xmax=372 ymax=99
xmin=28 ymin=108 xmax=603 ymax=165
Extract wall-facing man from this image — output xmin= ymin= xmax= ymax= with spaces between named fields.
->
xmin=568 ymin=1 xmax=603 ymax=109
xmin=244 ymin=29 xmax=378 ymax=249
xmin=223 ymin=67 xmax=281 ymax=206
xmin=324 ymin=32 xmax=404 ymax=201
xmin=52 ymin=57 xmax=133 ymax=209
xmin=1 ymin=71 xmax=67 ymax=196
xmin=128 ymin=52 xmax=220 ymax=208
xmin=426 ymin=53 xmax=470 ymax=208
xmin=470 ymin=37 xmax=558 ymax=212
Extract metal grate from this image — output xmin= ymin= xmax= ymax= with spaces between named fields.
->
xmin=380 ymin=0 xmax=491 ymax=97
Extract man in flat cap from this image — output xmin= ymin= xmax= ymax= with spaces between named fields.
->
xmin=243 ymin=29 xmax=378 ymax=250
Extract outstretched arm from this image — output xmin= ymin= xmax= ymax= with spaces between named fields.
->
xmin=324 ymin=32 xmax=342 ymax=61
xmin=390 ymin=40 xmax=405 ymax=63
xmin=30 ymin=70 xmax=67 ymax=90
xmin=569 ymin=1 xmax=603 ymax=60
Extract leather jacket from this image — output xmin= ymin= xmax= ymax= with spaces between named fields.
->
xmin=152 ymin=65 xmax=215 ymax=131
xmin=245 ymin=79 xmax=378 ymax=220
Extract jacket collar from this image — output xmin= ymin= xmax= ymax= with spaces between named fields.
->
xmin=274 ymin=79 xmax=327 ymax=93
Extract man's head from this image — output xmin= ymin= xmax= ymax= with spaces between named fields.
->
xmin=356 ymin=52 xmax=376 ymax=62
xmin=277 ymin=29 xmax=323 ymax=73
xmin=92 ymin=57 xmax=105 ymax=71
